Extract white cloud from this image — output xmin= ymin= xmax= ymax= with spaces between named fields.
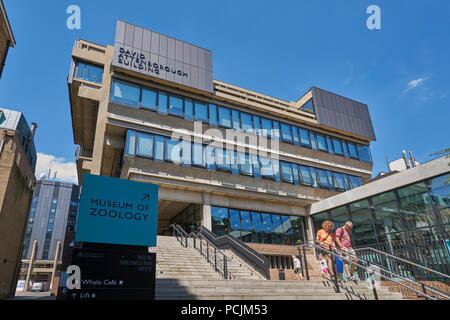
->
xmin=35 ymin=153 xmax=78 ymax=184
xmin=403 ymin=78 xmax=427 ymax=93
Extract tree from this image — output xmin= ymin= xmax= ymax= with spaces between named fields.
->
xmin=430 ymin=148 xmax=450 ymax=184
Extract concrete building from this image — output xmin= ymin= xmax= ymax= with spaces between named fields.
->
xmin=0 ymin=0 xmax=15 ymax=79
xmin=0 ymin=107 xmax=37 ymax=299
xmin=68 ymin=20 xmax=376 ymax=277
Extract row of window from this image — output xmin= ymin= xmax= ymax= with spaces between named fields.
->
xmin=126 ymin=130 xmax=363 ymax=191
xmin=111 ymin=79 xmax=372 ymax=163
xmin=211 ymin=206 xmax=306 ymax=245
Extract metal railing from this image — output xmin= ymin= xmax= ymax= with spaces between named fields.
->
xmin=170 ymin=224 xmax=231 ymax=279
xmin=297 ymin=241 xmax=445 ymax=300
xmin=355 ymin=235 xmax=450 ymax=281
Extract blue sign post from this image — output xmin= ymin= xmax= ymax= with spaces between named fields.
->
xmin=74 ymin=174 xmax=159 ymax=247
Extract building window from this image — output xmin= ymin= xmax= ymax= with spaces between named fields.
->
xmin=184 ymin=99 xmax=194 ymax=120
xmin=299 ymin=128 xmax=311 ymax=147
xmin=75 ymin=61 xmax=103 ymax=83
xmin=111 ymin=80 xmax=140 ymax=107
xmin=208 ymin=103 xmax=217 ymax=126
xmin=317 ymin=169 xmax=330 ymax=189
xmin=261 ymin=118 xmax=273 ymax=138
xmin=281 ymin=123 xmax=293 ymax=143
xmin=241 ymin=112 xmax=253 ymax=133
xmin=194 ymin=101 xmax=208 ymax=122
xmin=260 ymin=157 xmax=274 ymax=180
xmin=332 ymin=138 xmax=343 ymax=155
xmin=348 ymin=143 xmax=358 ymax=159
xmin=301 ymin=99 xmax=315 ymax=114
xmin=165 ymin=138 xmax=181 ymax=164
xmin=316 ymin=134 xmax=327 ymax=152
xmin=357 ymin=145 xmax=373 ymax=163
xmin=216 ymin=148 xmax=231 ymax=172
xmin=218 ymin=106 xmax=232 ymax=128
xmin=157 ymin=91 xmax=168 ymax=114
xmin=192 ymin=143 xmax=206 ymax=167
xmin=141 ymin=88 xmax=157 ymax=111
xmin=154 ymin=136 xmax=165 ymax=161
xmin=299 ymin=166 xmax=312 ymax=186
xmin=232 ymin=110 xmax=241 ymax=130
xmin=168 ymin=95 xmax=183 ymax=117
xmin=253 ymin=116 xmax=261 ymax=135
xmin=211 ymin=207 xmax=229 ymax=236
xmin=136 ymin=132 xmax=154 ymax=158
xmin=280 ymin=161 xmax=293 ymax=183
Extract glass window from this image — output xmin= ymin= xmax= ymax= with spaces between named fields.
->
xmin=229 ymin=209 xmax=241 ymax=230
xmin=194 ymin=101 xmax=208 ymax=122
xmin=301 ymin=99 xmax=315 ymax=114
xmin=251 ymin=212 xmax=263 ymax=231
xmin=141 ymin=88 xmax=157 ymax=110
xmin=111 ymin=80 xmax=140 ymax=106
xmin=317 ymin=169 xmax=330 ymax=189
xmin=348 ymin=143 xmax=358 ymax=159
xmin=292 ymin=126 xmax=300 ymax=145
xmin=192 ymin=143 xmax=205 ymax=167
xmin=281 ymin=216 xmax=293 ymax=234
xmin=291 ymin=163 xmax=300 ymax=185
xmin=205 ymin=145 xmax=216 ymax=170
xmin=208 ymin=103 xmax=217 ymax=126
xmin=372 ymin=191 xmax=404 ymax=235
xmin=157 ymin=91 xmax=168 ymax=114
xmin=260 ymin=157 xmax=274 ymax=179
xmin=326 ymin=136 xmax=334 ymax=154
xmin=290 ymin=216 xmax=306 ymax=245
xmin=299 ymin=128 xmax=311 ymax=147
xmin=333 ymin=173 xmax=347 ymax=191
xmin=357 ymin=145 xmax=373 ymax=163
xmin=310 ymin=133 xmax=318 ymax=150
xmin=136 ymin=132 xmax=154 ymax=158
xmin=253 ymin=116 xmax=261 ymax=135
xmin=76 ymin=62 xmax=103 ymax=83
xmin=261 ymin=118 xmax=272 ymax=138
xmin=272 ymin=121 xmax=281 ymax=141
xmin=312 ymin=212 xmax=331 ymax=237
xmin=281 ymin=123 xmax=293 ymax=143
xmin=251 ymin=155 xmax=261 ymax=178
xmin=349 ymin=176 xmax=361 ymax=189
xmin=238 ymin=152 xmax=253 ymax=176
xmin=299 ymin=166 xmax=312 ymax=186
xmin=232 ymin=110 xmax=241 ymax=130
xmin=241 ymin=112 xmax=253 ymax=133
xmin=272 ymin=215 xmax=284 ymax=233
xmin=240 ymin=211 xmax=252 ymax=231
xmin=231 ymin=151 xmax=239 ymax=175
xmin=342 ymin=141 xmax=350 ymax=158
xmin=261 ymin=214 xmax=273 ymax=232
xmin=211 ymin=207 xmax=229 ymax=236
xmin=184 ymin=99 xmax=194 ymax=120
xmin=427 ymin=174 xmax=450 ymax=226
xmin=332 ymin=138 xmax=343 ymax=155
xmin=330 ymin=206 xmax=349 ymax=230
xmin=273 ymin=159 xmax=280 ymax=182
xmin=165 ymin=138 xmax=181 ymax=164
xmin=216 ymin=147 xmax=231 ymax=172
xmin=218 ymin=106 xmax=232 ymax=128
xmin=154 ymin=135 xmax=165 ymax=161
xmin=316 ymin=134 xmax=327 ymax=152
xmin=310 ymin=168 xmax=318 ymax=188
xmin=125 ymin=130 xmax=136 ymax=156
xmin=280 ymin=161 xmax=293 ymax=183
xmin=342 ymin=174 xmax=350 ymax=190
xmin=181 ymin=139 xmax=191 ymax=166
xmin=349 ymin=200 xmax=377 ymax=247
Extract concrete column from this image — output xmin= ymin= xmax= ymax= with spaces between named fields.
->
xmin=202 ymin=193 xmax=212 ymax=230
xmin=24 ymin=240 xmax=37 ymax=292
xmin=50 ymin=241 xmax=61 ymax=290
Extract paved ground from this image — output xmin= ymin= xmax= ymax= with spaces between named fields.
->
xmin=6 ymin=292 xmax=56 ymax=300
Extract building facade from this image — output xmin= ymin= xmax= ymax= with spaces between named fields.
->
xmin=0 ymin=107 xmax=37 ymax=298
xmin=0 ymin=0 xmax=15 ymax=79
xmin=68 ymin=21 xmax=376 ymax=264
xmin=19 ymin=178 xmax=79 ymax=285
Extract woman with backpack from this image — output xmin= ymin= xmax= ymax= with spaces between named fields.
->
xmin=315 ymin=220 xmax=336 ymax=278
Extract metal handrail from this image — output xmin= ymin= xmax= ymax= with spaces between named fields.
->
xmin=170 ymin=224 xmax=230 ymax=279
xmin=354 ymin=246 xmax=450 ymax=280
xmin=298 ymin=241 xmax=438 ymax=300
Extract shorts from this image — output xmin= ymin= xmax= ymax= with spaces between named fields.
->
xmin=341 ymin=247 xmax=356 ymax=262
xmin=294 ymin=267 xmax=302 ymax=274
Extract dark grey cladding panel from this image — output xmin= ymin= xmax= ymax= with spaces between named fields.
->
xmin=113 ymin=20 xmax=214 ymax=93
xmin=311 ymin=87 xmax=376 ymax=141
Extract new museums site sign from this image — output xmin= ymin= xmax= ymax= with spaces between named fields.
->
xmin=75 ymin=174 xmax=159 ymax=246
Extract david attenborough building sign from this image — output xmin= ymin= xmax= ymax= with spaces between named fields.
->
xmin=74 ymin=174 xmax=159 ymax=246
xmin=113 ymin=20 xmax=214 ymax=93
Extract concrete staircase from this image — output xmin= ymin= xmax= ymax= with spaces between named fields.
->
xmin=149 ymin=236 xmax=405 ymax=300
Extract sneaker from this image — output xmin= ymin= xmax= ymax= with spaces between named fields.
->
xmin=348 ymin=276 xmax=357 ymax=281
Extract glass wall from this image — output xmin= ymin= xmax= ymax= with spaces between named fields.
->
xmin=170 ymin=204 xmax=202 ymax=234
xmin=125 ymin=129 xmax=364 ymax=192
xmin=75 ymin=60 xmax=104 ymax=84
xmin=311 ymin=173 xmax=450 ymax=248
xmin=111 ymin=78 xmax=372 ymax=163
xmin=211 ymin=206 xmax=306 ymax=245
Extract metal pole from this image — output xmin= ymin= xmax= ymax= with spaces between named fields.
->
xmin=330 ymin=245 xmax=340 ymax=293
xmin=370 ymin=271 xmax=379 ymax=300
xmin=302 ymin=246 xmax=309 ymax=280
xmin=214 ymin=247 xmax=217 ymax=271
xmin=206 ymin=242 xmax=209 ymax=262
xmin=224 ymin=256 xmax=228 ymax=279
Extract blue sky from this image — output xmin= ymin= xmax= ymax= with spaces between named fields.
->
xmin=1 ymin=0 xmax=449 ymax=183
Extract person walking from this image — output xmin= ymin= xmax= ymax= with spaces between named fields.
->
xmin=315 ymin=220 xmax=336 ymax=277
xmin=335 ymin=221 xmax=358 ymax=281
xmin=292 ymin=255 xmax=303 ymax=280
